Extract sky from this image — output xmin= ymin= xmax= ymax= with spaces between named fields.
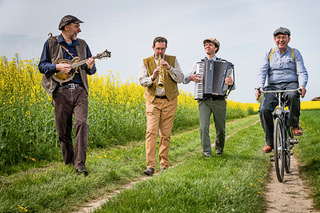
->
xmin=0 ymin=0 xmax=319 ymax=103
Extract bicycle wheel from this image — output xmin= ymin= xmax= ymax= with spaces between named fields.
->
xmin=274 ymin=117 xmax=285 ymax=182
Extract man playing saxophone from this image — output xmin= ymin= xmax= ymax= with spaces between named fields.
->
xmin=139 ymin=36 xmax=184 ymax=176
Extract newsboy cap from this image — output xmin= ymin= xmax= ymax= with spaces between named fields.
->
xmin=273 ymin=27 xmax=291 ymax=37
xmin=58 ymin=15 xmax=83 ymax=30
xmin=203 ymin=37 xmax=220 ymax=53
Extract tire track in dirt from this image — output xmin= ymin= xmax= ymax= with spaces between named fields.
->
xmin=265 ymin=155 xmax=318 ymax=213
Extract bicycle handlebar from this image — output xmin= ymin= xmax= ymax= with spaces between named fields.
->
xmin=260 ymin=88 xmax=301 ymax=94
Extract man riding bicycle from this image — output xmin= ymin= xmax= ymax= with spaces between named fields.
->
xmin=255 ymin=27 xmax=308 ymax=153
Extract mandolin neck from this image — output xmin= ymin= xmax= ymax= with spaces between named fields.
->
xmin=71 ymin=55 xmax=99 ymax=69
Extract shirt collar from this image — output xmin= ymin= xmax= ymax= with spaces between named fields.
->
xmin=202 ymin=55 xmax=217 ymax=61
xmin=58 ymin=34 xmax=79 ymax=46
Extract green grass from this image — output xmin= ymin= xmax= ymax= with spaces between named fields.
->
xmin=294 ymin=110 xmax=320 ymax=209
xmin=96 ymin=116 xmax=269 ymax=213
xmin=0 ymin=115 xmax=266 ymax=213
xmin=2 ymin=110 xmax=319 ymax=213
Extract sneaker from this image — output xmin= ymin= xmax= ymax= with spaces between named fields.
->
xmin=144 ymin=167 xmax=155 ymax=176
xmin=293 ymin=125 xmax=303 ymax=136
xmin=262 ymin=145 xmax=273 ymax=153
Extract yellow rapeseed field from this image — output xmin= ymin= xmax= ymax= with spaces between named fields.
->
xmin=1 ymin=55 xmax=319 ymax=170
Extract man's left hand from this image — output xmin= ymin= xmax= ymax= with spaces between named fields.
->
xmin=86 ymin=57 xmax=95 ymax=69
xmin=160 ymin=60 xmax=171 ymax=70
xmin=300 ymin=85 xmax=307 ymax=98
xmin=225 ymin=75 xmax=234 ymax=86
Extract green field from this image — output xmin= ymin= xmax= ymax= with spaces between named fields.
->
xmin=1 ymin=56 xmax=319 ymax=212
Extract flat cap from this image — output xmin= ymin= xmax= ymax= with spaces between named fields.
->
xmin=273 ymin=27 xmax=291 ymax=37
xmin=58 ymin=15 xmax=83 ymax=30
xmin=203 ymin=37 xmax=220 ymax=53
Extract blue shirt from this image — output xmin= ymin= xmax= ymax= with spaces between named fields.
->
xmin=257 ymin=46 xmax=308 ymax=88
xmin=38 ymin=34 xmax=96 ymax=86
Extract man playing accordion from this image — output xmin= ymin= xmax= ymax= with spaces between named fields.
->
xmin=184 ymin=37 xmax=234 ymax=158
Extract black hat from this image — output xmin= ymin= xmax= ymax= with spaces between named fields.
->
xmin=58 ymin=15 xmax=83 ymax=30
xmin=273 ymin=27 xmax=291 ymax=37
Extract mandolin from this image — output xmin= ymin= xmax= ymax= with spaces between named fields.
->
xmin=52 ymin=49 xmax=111 ymax=84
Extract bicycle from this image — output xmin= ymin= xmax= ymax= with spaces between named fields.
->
xmin=260 ymin=88 xmax=300 ymax=182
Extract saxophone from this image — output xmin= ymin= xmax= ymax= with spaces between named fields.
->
xmin=157 ymin=53 xmax=164 ymax=88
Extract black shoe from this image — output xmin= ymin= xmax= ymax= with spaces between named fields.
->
xmin=216 ymin=152 xmax=224 ymax=156
xmin=203 ymin=154 xmax=211 ymax=159
xmin=160 ymin=167 xmax=167 ymax=172
xmin=144 ymin=167 xmax=154 ymax=176
xmin=76 ymin=169 xmax=88 ymax=176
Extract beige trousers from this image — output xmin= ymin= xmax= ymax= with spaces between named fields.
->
xmin=145 ymin=97 xmax=177 ymax=169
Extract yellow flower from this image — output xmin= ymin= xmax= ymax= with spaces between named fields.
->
xmin=17 ymin=205 xmax=28 ymax=212
xmin=28 ymin=157 xmax=36 ymax=162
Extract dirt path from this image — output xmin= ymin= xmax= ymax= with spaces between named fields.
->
xmin=73 ymin=176 xmax=151 ymax=213
xmin=265 ymin=155 xmax=318 ymax=213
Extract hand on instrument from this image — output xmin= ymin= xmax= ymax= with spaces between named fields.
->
xmin=56 ymin=63 xmax=72 ymax=74
xmin=86 ymin=57 xmax=95 ymax=69
xmin=190 ymin=74 xmax=202 ymax=83
xmin=299 ymin=85 xmax=306 ymax=98
xmin=225 ymin=75 xmax=234 ymax=86
xmin=151 ymin=67 xmax=161 ymax=81
xmin=160 ymin=59 xmax=171 ymax=70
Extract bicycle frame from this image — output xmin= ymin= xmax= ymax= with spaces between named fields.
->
xmin=261 ymin=88 xmax=300 ymax=182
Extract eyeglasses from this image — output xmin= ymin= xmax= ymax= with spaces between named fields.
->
xmin=154 ymin=47 xmax=166 ymax=51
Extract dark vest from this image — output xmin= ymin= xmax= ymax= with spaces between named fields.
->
xmin=143 ymin=55 xmax=179 ymax=102
xmin=41 ymin=35 xmax=89 ymax=95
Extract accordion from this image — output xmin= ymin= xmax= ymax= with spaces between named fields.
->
xmin=194 ymin=59 xmax=234 ymax=100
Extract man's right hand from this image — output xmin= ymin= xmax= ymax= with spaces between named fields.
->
xmin=151 ymin=67 xmax=161 ymax=81
xmin=190 ymin=74 xmax=201 ymax=83
xmin=56 ymin=63 xmax=72 ymax=74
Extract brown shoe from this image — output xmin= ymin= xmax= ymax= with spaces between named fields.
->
xmin=262 ymin=145 xmax=273 ymax=153
xmin=293 ymin=125 xmax=303 ymax=136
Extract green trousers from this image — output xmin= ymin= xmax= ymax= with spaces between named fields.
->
xmin=198 ymin=98 xmax=226 ymax=157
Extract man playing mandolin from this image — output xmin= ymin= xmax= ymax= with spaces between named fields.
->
xmin=39 ymin=15 xmax=96 ymax=176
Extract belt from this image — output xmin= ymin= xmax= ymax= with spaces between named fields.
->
xmin=202 ymin=94 xmax=225 ymax=101
xmin=155 ymin=96 xmax=167 ymax=99
xmin=58 ymin=83 xmax=81 ymax=90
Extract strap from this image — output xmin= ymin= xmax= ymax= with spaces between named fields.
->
xmin=291 ymin=48 xmax=297 ymax=73
xmin=268 ymin=48 xmax=275 ymax=65
xmin=268 ymin=48 xmax=296 ymax=74
xmin=59 ymin=44 xmax=75 ymax=59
